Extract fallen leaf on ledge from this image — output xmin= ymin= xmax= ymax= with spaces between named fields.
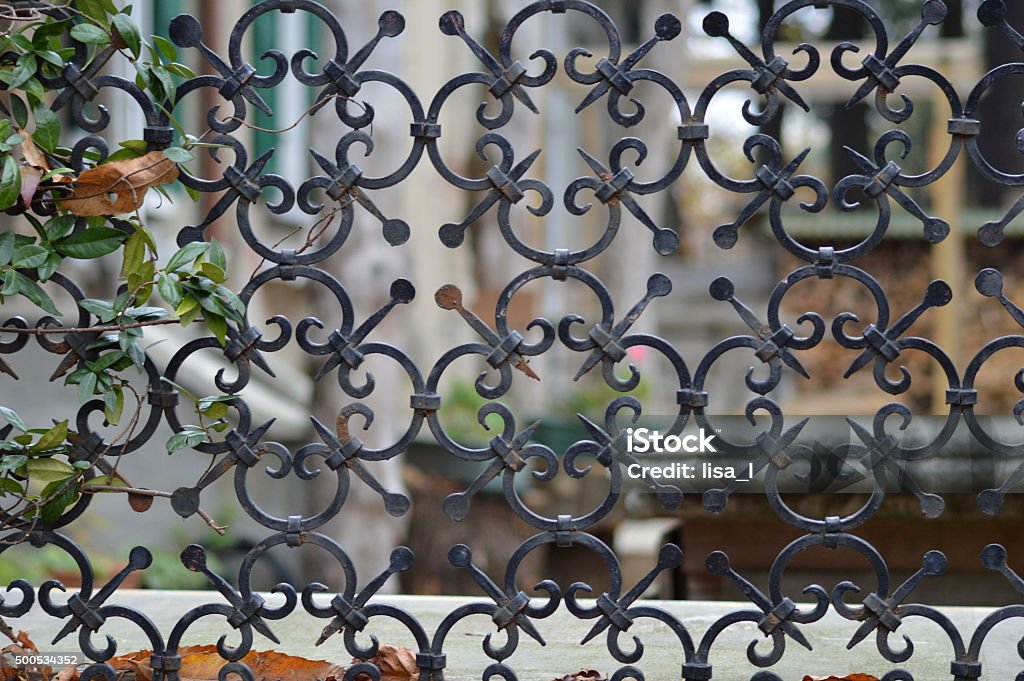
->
xmin=351 ymin=645 xmax=418 ymax=680
xmin=552 ymin=671 xmax=605 ymax=681
xmin=110 ymin=645 xmax=347 ymax=681
xmin=802 ymin=675 xmax=879 ymax=681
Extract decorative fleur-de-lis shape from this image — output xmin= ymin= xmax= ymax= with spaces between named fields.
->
xmin=307 ymin=11 xmax=407 ymax=119
xmin=713 ymin=147 xmax=812 ymax=251
xmin=443 ymin=421 xmax=542 ymax=521
xmin=578 ymin=544 xmax=682 ymax=646
xmin=576 ymin=149 xmax=679 ymax=255
xmin=439 ymin=10 xmax=539 ymax=115
xmin=435 ymin=285 xmax=539 ymax=381
xmin=178 ymin=150 xmax=276 ymax=244
xmin=438 ymin=148 xmax=545 ymax=250
xmin=709 ymin=277 xmax=809 ymax=381
xmin=307 ymin=279 xmax=415 ymax=381
xmin=701 ymin=12 xmax=811 ymax=113
xmin=841 ymin=1 xmax=947 ymax=111
xmin=307 ymin=146 xmax=411 ymax=247
xmin=570 ymin=414 xmax=682 ymax=511
xmin=169 ymin=14 xmax=273 ymax=116
xmin=704 ymin=551 xmax=813 ymax=651
xmin=840 ymin=280 xmax=952 ymax=381
xmin=302 ymin=416 xmax=411 ymax=517
xmin=170 ymin=419 xmax=282 ymax=519
xmin=308 ymin=546 xmax=414 ymax=646
xmin=180 ymin=544 xmax=281 ymax=644
xmin=46 ymin=546 xmax=152 ymax=644
xmin=845 ymin=419 xmax=945 ymax=518
xmin=840 ymin=146 xmax=950 ymax=244
xmin=834 ymin=551 xmax=946 ymax=651
xmin=571 ymin=14 xmax=682 ymax=116
xmin=568 ymin=274 xmax=671 ymax=382
xmin=448 ymin=544 xmax=546 ymax=646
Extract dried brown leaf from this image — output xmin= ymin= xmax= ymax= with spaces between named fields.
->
xmin=802 ymin=675 xmax=879 ymax=681
xmin=552 ymin=671 xmax=605 ymax=681
xmin=351 ymin=645 xmax=417 ymax=680
xmin=59 ymin=151 xmax=179 ymax=217
xmin=110 ymin=645 xmax=347 ymax=681
xmin=20 ymin=166 xmax=41 ymax=208
xmin=20 ymin=135 xmax=49 ymax=170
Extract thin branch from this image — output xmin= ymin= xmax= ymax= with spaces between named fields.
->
xmin=0 ymin=317 xmax=199 ymax=335
xmin=81 ymin=485 xmax=227 ymax=535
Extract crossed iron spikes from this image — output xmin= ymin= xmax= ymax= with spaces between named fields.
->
xmin=48 ymin=546 xmax=153 ymax=645
xmin=841 ymin=280 xmax=952 ymax=382
xmin=704 ymin=551 xmax=814 ymax=652
xmin=571 ymin=273 xmax=671 ymax=382
xmin=308 ymin=416 xmax=411 ymax=517
xmin=448 ymin=544 xmax=547 ymax=647
xmin=439 ymin=9 xmax=540 ymax=115
xmin=435 ymin=285 xmax=539 ymax=381
xmin=180 ymin=544 xmax=282 ymax=644
xmin=169 ymin=419 xmax=279 ymax=520
xmin=572 ymin=14 xmax=682 ymax=116
xmin=845 ymin=419 xmax=946 ymax=518
xmin=841 ymin=1 xmax=948 ymax=114
xmin=842 ymin=146 xmax=950 ymax=244
xmin=576 ymin=149 xmax=680 ymax=256
xmin=577 ymin=544 xmax=683 ymax=647
xmin=313 ymin=278 xmax=416 ymax=382
xmin=701 ymin=11 xmax=810 ymax=114
xmin=709 ymin=276 xmax=809 ymax=382
xmin=309 ymin=147 xmax=411 ymax=247
xmin=835 ymin=550 xmax=947 ymax=652
xmin=438 ymin=149 xmax=545 ymax=251
xmin=574 ymin=415 xmax=683 ymax=511
xmin=712 ymin=148 xmax=813 ymax=252
xmin=311 ymin=547 xmax=414 ymax=646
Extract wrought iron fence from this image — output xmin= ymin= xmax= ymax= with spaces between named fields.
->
xmin=5 ymin=0 xmax=1024 ymax=679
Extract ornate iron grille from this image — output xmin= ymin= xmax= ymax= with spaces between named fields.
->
xmin=5 ymin=0 xmax=1024 ymax=679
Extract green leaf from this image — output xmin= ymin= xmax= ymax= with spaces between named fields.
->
xmin=200 ymin=262 xmax=226 ymax=284
xmin=9 ymin=95 xmax=28 ymax=129
xmin=78 ymin=298 xmax=116 ymax=321
xmin=118 ymin=139 xmax=149 ymax=156
xmin=208 ymin=239 xmax=227 ymax=270
xmin=163 ymin=146 xmax=195 ymax=165
xmin=44 ymin=215 xmax=76 ymax=242
xmin=83 ymin=474 xmax=128 ymax=490
xmin=40 ymin=478 xmax=78 ymax=525
xmin=55 ymin=227 xmax=129 ymax=259
xmin=0 ymin=155 xmax=21 ymax=210
xmin=0 ymin=232 xmax=16 ymax=266
xmin=12 ymin=272 xmax=60 ymax=315
xmin=0 ymin=454 xmax=28 ymax=476
xmin=12 ymin=244 xmax=49 ymax=270
xmin=76 ymin=372 xmax=98 ymax=404
xmin=120 ymin=231 xmax=146 ymax=281
xmin=89 ymin=351 xmax=128 ymax=373
xmin=8 ymin=54 xmax=37 ymax=90
xmin=31 ymin=421 xmax=68 ymax=452
xmin=70 ymin=23 xmax=111 ymax=46
xmin=74 ymin=0 xmax=116 ymax=22
xmin=103 ymin=386 xmax=124 ymax=425
xmin=25 ymin=457 xmax=75 ymax=482
xmin=0 ymin=407 xmax=27 ymax=433
xmin=153 ymin=36 xmax=177 ymax=62
xmin=206 ymin=313 xmax=227 ymax=345
xmin=0 ymin=477 xmax=25 ymax=496
xmin=32 ymin=105 xmax=60 ymax=153
xmin=166 ymin=241 xmax=209 ymax=272
xmin=157 ymin=274 xmax=183 ymax=308
xmin=111 ymin=13 xmax=142 ymax=58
